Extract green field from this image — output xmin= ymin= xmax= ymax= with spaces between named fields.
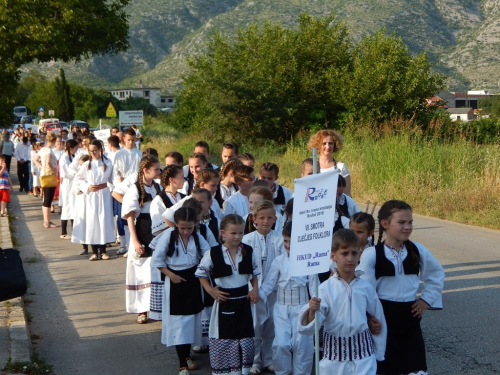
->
xmin=142 ymin=119 xmax=500 ymax=230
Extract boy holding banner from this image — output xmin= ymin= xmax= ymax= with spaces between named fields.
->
xmin=298 ymin=229 xmax=387 ymax=375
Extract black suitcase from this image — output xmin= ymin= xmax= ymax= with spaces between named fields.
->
xmin=0 ymin=247 xmax=28 ymax=302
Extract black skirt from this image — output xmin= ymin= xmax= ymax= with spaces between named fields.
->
xmin=218 ymin=285 xmax=254 ymax=340
xmin=136 ymin=213 xmax=153 ymax=257
xmin=168 ymin=265 xmax=204 ymax=316
xmin=377 ymin=299 xmax=427 ymax=375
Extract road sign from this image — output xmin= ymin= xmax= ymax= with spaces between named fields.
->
xmin=106 ymin=102 xmax=117 ymax=118
xmin=49 ymin=110 xmax=54 ymax=116
xmin=38 ymin=106 xmax=44 ymax=112
xmin=38 ymin=111 xmax=44 ymax=117
xmin=119 ymin=110 xmax=143 ymax=127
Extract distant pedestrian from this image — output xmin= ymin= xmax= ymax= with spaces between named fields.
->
xmin=14 ymin=137 xmax=31 ymax=193
xmin=0 ymin=155 xmax=13 ymax=216
xmin=36 ymin=131 xmax=58 ymax=228
xmin=131 ymin=125 xmax=142 ymax=150
xmin=1 ymin=133 xmax=15 ymax=172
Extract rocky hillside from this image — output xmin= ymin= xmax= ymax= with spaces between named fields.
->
xmin=23 ymin=0 xmax=500 ymax=93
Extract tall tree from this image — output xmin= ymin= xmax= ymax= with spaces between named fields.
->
xmin=172 ymin=13 xmax=444 ymax=142
xmin=0 ymin=0 xmax=130 ymax=126
xmin=54 ymin=69 xmax=74 ymax=121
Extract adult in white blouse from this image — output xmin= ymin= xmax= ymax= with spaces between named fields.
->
xmin=59 ymin=139 xmax=79 ymax=239
xmin=307 ymin=129 xmax=351 ymax=196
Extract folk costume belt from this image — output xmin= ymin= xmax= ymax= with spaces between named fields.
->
xmin=323 ymin=328 xmax=374 ymax=362
xmin=277 ymin=286 xmax=308 ymax=306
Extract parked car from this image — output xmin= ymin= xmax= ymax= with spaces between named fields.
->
xmin=45 ymin=122 xmax=63 ymax=132
xmin=21 ymin=116 xmax=33 ymax=124
xmin=70 ymin=120 xmax=90 ymax=131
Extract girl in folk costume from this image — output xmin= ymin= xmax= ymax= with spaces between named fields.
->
xmin=242 ymin=200 xmax=284 ymax=375
xmin=71 ymin=140 xmax=115 ymax=260
xmin=148 ymin=164 xmax=186 ymax=321
xmin=122 ymin=155 xmax=162 ymax=324
xmin=150 ymin=165 xmax=186 ymax=236
xmin=299 ymin=229 xmax=387 ymax=375
xmin=151 ymin=206 xmax=210 ymax=375
xmin=195 ymin=168 xmax=223 ymax=221
xmin=30 ymin=142 xmax=42 ymax=197
xmin=307 ymin=129 xmax=352 ymax=196
xmin=223 ymin=165 xmax=255 ymax=218
xmin=357 ymin=200 xmax=444 ymax=375
xmin=186 ymin=152 xmax=208 ymax=195
xmin=192 ymin=188 xmax=220 ymax=245
xmin=215 ymin=158 xmax=242 ymax=210
xmin=350 ymin=212 xmax=376 ymax=255
xmin=59 ymin=139 xmax=79 ymax=240
xmin=259 ymin=222 xmax=315 ymax=375
xmin=195 ymin=214 xmax=260 ymax=375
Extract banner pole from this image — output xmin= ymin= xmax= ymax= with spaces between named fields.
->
xmin=312 ymin=147 xmax=320 ymax=375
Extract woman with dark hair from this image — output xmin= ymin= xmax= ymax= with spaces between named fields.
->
xmin=59 ymin=139 xmax=79 ymax=239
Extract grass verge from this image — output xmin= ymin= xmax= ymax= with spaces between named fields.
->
xmin=143 ymin=119 xmax=500 ymax=230
xmin=3 ymin=355 xmax=53 ymax=375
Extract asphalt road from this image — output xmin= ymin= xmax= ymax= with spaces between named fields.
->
xmin=9 ymin=173 xmax=500 ymax=374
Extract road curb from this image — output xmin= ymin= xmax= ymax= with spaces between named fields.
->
xmin=0 ymin=214 xmax=32 ymax=368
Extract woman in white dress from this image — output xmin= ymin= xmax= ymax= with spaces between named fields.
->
xmin=307 ymin=129 xmax=351 ymax=196
xmin=71 ymin=140 xmax=115 ymax=260
xmin=59 ymin=139 xmax=78 ymax=240
xmin=122 ymin=155 xmax=162 ymax=323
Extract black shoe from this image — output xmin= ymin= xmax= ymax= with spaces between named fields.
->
xmin=19 ymin=188 xmax=23 ymax=192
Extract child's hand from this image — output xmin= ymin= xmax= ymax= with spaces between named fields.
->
xmin=247 ymin=289 xmax=260 ymax=304
xmin=368 ymin=316 xmax=382 ymax=335
xmin=411 ymin=299 xmax=429 ymax=318
xmin=169 ymin=273 xmax=186 ymax=284
xmin=309 ymin=297 xmax=321 ymax=312
xmin=210 ymin=286 xmax=230 ymax=303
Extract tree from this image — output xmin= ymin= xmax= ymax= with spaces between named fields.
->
xmin=479 ymin=96 xmax=500 ymax=118
xmin=54 ymin=69 xmax=74 ymax=121
xmin=338 ymin=30 xmax=445 ymax=125
xmin=172 ymin=13 xmax=445 ymax=141
xmin=0 ymin=0 xmax=130 ymax=126
xmin=173 ymin=13 xmax=351 ymax=141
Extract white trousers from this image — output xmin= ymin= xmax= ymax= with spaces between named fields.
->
xmin=272 ymin=303 xmax=313 ymax=375
xmin=253 ymin=291 xmax=276 ymax=369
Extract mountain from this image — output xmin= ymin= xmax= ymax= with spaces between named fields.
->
xmin=22 ymin=0 xmax=500 ymax=93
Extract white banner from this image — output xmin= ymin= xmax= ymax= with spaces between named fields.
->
xmin=289 ymin=170 xmax=339 ymax=276
xmin=93 ymin=129 xmax=111 ymax=149
xmin=119 ymin=110 xmax=143 ymax=127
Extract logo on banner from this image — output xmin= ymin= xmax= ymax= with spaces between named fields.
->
xmin=304 ymin=187 xmax=328 ymax=202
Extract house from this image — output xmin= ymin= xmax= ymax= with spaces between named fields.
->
xmin=445 ymin=107 xmax=474 ymax=122
xmin=109 ymin=80 xmax=162 ymax=108
xmin=436 ymin=90 xmax=497 ymax=109
xmin=160 ymin=95 xmax=176 ymax=109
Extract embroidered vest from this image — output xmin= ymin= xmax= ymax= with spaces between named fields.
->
xmin=374 ymin=241 xmax=420 ymax=279
xmin=134 ymin=181 xmax=162 ymax=204
xmin=211 ymin=244 xmax=253 ymax=279
xmin=159 ymin=191 xmax=186 ymax=209
xmin=273 ymin=185 xmax=286 ymax=205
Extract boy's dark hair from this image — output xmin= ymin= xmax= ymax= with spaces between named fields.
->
xmin=238 ymin=153 xmax=255 ymax=163
xmin=107 ymin=135 xmax=120 ymax=149
xmin=189 ymin=152 xmax=208 ymax=165
xmin=222 ymin=141 xmax=239 ymax=155
xmin=80 ymin=154 xmax=90 ymax=163
xmin=233 ymin=165 xmax=254 ymax=183
xmin=260 ymin=162 xmax=279 ymax=176
xmin=195 ymin=141 xmax=210 ymax=153
xmin=124 ymin=128 xmax=136 ymax=137
xmin=182 ymin=198 xmax=203 ymax=216
xmin=165 ymin=151 xmax=184 ymax=165
xmin=112 ymin=126 xmax=119 ymax=132
xmin=142 ymin=148 xmax=159 ymax=158
xmin=192 ymin=188 xmax=212 ymax=202
xmin=351 ymin=212 xmax=375 ymax=232
xmin=252 ymin=179 xmax=269 ymax=188
xmin=332 ymin=229 xmax=359 ymax=252
xmin=282 ymin=221 xmax=292 ymax=238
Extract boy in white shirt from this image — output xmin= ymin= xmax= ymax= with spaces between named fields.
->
xmin=223 ymin=165 xmax=254 ymax=218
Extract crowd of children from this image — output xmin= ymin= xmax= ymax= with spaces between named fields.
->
xmin=11 ymin=128 xmax=444 ymax=375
